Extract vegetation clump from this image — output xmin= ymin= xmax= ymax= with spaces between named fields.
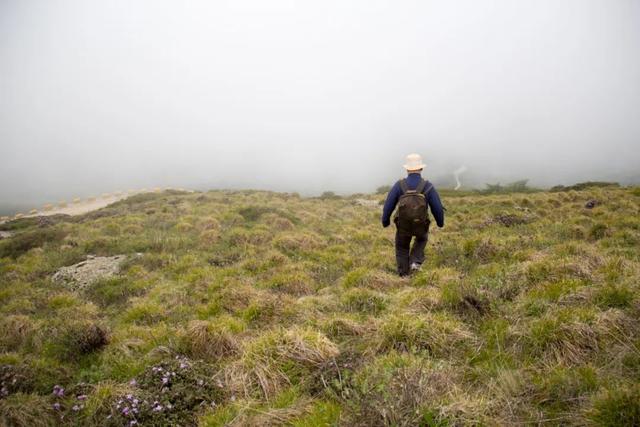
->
xmin=479 ymin=179 xmax=535 ymax=194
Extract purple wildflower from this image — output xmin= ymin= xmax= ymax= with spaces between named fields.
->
xmin=52 ymin=403 xmax=61 ymax=411
xmin=153 ymin=404 xmax=163 ymax=412
xmin=129 ymin=378 xmax=137 ymax=386
xmin=77 ymin=394 xmax=87 ymax=401
xmin=52 ymin=385 xmax=65 ymax=397
xmin=72 ymin=405 xmax=81 ymax=412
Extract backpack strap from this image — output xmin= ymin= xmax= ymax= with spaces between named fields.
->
xmin=399 ymin=179 xmax=409 ymax=194
xmin=415 ymin=178 xmax=427 ymax=194
xmin=423 ymin=181 xmax=434 ymax=197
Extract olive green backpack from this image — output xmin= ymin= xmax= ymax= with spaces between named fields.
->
xmin=394 ymin=178 xmax=433 ymax=234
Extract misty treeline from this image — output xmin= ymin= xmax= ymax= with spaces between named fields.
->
xmin=372 ymin=179 xmax=624 ymax=197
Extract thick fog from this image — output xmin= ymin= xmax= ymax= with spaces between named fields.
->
xmin=1 ymin=0 xmax=639 ymax=210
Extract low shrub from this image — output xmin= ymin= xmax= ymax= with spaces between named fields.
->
xmin=348 ymin=352 xmax=457 ymax=426
xmin=0 ymin=228 xmax=67 ymax=259
xmin=376 ymin=313 xmax=474 ymax=357
xmin=227 ymin=327 xmax=339 ymax=399
xmin=0 ymin=315 xmax=34 ymax=351
xmin=594 ymin=284 xmax=634 ymax=309
xmin=340 ymin=288 xmax=387 ymax=314
xmin=183 ymin=317 xmax=243 ymax=361
xmin=86 ymin=356 xmax=224 ymax=426
xmin=0 ymin=364 xmax=35 ymax=397
xmin=588 ymin=385 xmax=640 ymax=426
xmin=57 ymin=322 xmax=108 ymax=361
xmin=85 ymin=277 xmax=147 ymax=307
xmin=0 ymin=392 xmax=56 ymax=427
xmin=589 ymin=223 xmax=609 ymax=240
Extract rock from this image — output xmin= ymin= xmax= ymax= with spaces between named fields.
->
xmin=0 ymin=231 xmax=12 ymax=240
xmin=355 ymin=199 xmax=381 ymax=207
xmin=482 ymin=213 xmax=531 ymax=228
xmin=51 ymin=255 xmax=128 ymax=291
xmin=585 ymin=199 xmax=599 ymax=209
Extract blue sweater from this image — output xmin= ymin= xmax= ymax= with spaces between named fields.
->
xmin=381 ymin=173 xmax=445 ymax=228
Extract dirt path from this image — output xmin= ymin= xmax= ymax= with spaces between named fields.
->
xmin=36 ymin=195 xmax=129 ymax=217
xmin=0 ymin=194 xmax=130 ymax=224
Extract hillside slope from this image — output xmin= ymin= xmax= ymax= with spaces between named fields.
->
xmin=1 ymin=187 xmax=639 ymax=426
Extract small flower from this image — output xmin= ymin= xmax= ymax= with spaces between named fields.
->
xmin=197 ymin=379 xmax=204 ymax=386
xmin=153 ymin=405 xmax=163 ymax=412
xmin=52 ymin=385 xmax=65 ymax=397
xmin=52 ymin=403 xmax=61 ymax=410
xmin=129 ymin=379 xmax=137 ymax=386
xmin=77 ymin=394 xmax=87 ymax=401
xmin=72 ymin=405 xmax=81 ymax=412
xmin=161 ymin=377 xmax=169 ymax=385
xmin=130 ymin=421 xmax=138 ymax=426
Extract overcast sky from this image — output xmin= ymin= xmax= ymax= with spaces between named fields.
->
xmin=1 ymin=0 xmax=639 ymax=205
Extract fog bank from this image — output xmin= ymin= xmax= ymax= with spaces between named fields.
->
xmin=1 ymin=0 xmax=639 ymax=210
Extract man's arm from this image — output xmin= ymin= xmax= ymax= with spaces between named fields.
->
xmin=381 ymin=182 xmax=401 ymax=227
xmin=427 ymin=186 xmax=445 ymax=228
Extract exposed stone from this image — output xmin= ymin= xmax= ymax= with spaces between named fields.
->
xmin=585 ymin=199 xmax=599 ymax=209
xmin=51 ymin=255 xmax=129 ymax=291
xmin=355 ymin=198 xmax=381 ymax=208
xmin=0 ymin=231 xmax=12 ymax=240
xmin=481 ymin=213 xmax=533 ymax=228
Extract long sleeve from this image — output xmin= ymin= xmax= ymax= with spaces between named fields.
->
xmin=381 ymin=182 xmax=401 ymax=227
xmin=427 ymin=187 xmax=445 ymax=228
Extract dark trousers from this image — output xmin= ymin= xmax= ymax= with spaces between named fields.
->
xmin=395 ymin=229 xmax=428 ymax=276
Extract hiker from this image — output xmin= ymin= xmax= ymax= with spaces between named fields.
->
xmin=381 ymin=153 xmax=444 ymax=276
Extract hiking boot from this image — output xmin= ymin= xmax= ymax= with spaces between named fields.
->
xmin=410 ymin=262 xmax=421 ymax=272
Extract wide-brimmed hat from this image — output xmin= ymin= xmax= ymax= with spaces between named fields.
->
xmin=403 ymin=153 xmax=426 ymax=171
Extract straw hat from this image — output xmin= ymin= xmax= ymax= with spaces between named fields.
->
xmin=403 ymin=153 xmax=426 ymax=171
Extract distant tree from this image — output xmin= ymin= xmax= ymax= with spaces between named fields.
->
xmin=480 ymin=179 xmax=534 ymax=194
xmin=376 ymin=185 xmax=392 ymax=195
xmin=550 ymin=181 xmax=619 ymax=192
xmin=320 ymin=191 xmax=340 ymax=199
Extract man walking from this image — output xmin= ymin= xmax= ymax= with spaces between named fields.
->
xmin=381 ymin=153 xmax=445 ymax=276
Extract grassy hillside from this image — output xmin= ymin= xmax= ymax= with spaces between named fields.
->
xmin=1 ymin=187 xmax=639 ymax=426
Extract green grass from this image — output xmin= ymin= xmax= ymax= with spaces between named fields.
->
xmin=0 ymin=186 xmax=639 ymax=425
